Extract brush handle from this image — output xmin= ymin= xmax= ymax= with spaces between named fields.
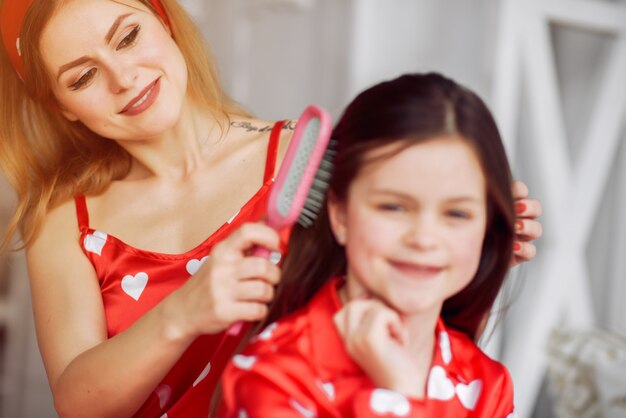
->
xmin=226 ymin=246 xmax=272 ymax=336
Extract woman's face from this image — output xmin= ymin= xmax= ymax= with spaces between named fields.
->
xmin=329 ymin=136 xmax=488 ymax=317
xmin=40 ymin=0 xmax=188 ymax=141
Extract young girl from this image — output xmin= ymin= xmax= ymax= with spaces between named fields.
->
xmin=219 ymin=73 xmax=520 ymax=417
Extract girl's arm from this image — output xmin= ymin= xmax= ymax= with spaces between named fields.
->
xmin=27 ymin=201 xmax=281 ymax=418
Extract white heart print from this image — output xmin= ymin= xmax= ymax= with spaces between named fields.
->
xmin=427 ymin=365 xmax=455 ymax=400
xmin=155 ymin=384 xmax=172 ymax=409
xmin=121 ymin=272 xmax=149 ymax=301
xmin=439 ymin=331 xmax=452 ymax=365
xmin=369 ymin=388 xmax=410 ymax=416
xmin=193 ymin=361 xmax=211 ymax=387
xmin=456 ymin=379 xmax=482 ymax=410
xmin=186 ymin=256 xmax=208 ymax=276
xmin=257 ymin=322 xmax=279 ymax=341
xmin=233 ymin=354 xmax=257 ymax=370
xmin=317 ymin=380 xmax=335 ymax=401
xmin=84 ymin=230 xmax=108 ymax=255
xmin=185 ymin=255 xmax=209 ymax=276
xmin=289 ymin=398 xmax=317 ymax=418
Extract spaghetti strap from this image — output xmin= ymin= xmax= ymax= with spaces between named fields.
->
xmin=75 ymin=195 xmax=90 ymax=231
xmin=263 ymin=120 xmax=286 ymax=182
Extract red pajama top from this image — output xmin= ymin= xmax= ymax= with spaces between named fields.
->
xmin=75 ymin=121 xmax=285 ymax=418
xmin=220 ymin=277 xmax=517 ymax=418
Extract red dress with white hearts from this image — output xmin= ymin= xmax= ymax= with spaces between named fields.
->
xmin=220 ymin=277 xmax=517 ymax=418
xmin=75 ymin=121 xmax=286 ymax=418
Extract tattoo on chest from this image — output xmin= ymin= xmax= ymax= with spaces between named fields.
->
xmin=230 ymin=120 xmax=296 ymax=133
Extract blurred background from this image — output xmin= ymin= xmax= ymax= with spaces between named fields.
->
xmin=0 ymin=0 xmax=624 ymax=416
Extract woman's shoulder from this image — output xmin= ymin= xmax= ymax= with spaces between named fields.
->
xmin=225 ymin=115 xmax=296 ymax=162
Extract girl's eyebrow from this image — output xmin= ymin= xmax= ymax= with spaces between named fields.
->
xmin=370 ymin=189 xmax=482 ymax=203
xmin=56 ymin=13 xmax=133 ymax=80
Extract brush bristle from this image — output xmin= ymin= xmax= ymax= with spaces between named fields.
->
xmin=297 ymin=139 xmax=336 ymax=227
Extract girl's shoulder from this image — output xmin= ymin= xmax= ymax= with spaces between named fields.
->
xmin=443 ymin=325 xmax=512 ymax=382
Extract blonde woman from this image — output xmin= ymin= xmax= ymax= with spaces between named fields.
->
xmin=0 ymin=1 xmax=542 ymax=416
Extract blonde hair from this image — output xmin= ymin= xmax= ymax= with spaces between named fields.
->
xmin=0 ymin=0 xmax=248 ymax=250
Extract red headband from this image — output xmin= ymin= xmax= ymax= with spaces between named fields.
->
xmin=0 ymin=0 xmax=171 ymax=81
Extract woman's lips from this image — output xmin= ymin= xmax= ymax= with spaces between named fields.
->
xmin=120 ymin=77 xmax=161 ymax=116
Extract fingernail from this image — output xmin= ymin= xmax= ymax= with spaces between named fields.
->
xmin=513 ymin=242 xmax=521 ymax=251
xmin=515 ymin=221 xmax=523 ymax=232
xmin=515 ymin=202 xmax=527 ymax=214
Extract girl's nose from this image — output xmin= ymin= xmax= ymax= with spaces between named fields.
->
xmin=404 ymin=215 xmax=439 ymax=249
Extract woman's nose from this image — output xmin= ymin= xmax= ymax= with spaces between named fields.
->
xmin=107 ymin=60 xmax=137 ymax=93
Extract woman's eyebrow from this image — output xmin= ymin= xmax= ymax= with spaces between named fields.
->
xmin=56 ymin=13 xmax=133 ymax=80
xmin=105 ymin=13 xmax=132 ymax=44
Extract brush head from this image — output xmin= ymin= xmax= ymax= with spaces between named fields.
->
xmin=267 ymin=105 xmax=334 ymax=230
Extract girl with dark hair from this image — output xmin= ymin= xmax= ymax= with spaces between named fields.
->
xmin=219 ymin=73 xmax=521 ymax=417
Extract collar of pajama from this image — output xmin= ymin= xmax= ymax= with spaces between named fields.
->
xmin=220 ymin=277 xmax=516 ymax=418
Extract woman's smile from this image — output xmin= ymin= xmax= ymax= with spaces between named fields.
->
xmin=120 ymin=77 xmax=161 ymax=116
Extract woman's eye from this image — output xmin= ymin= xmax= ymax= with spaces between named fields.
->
xmin=116 ymin=25 xmax=140 ymax=50
xmin=69 ymin=68 xmax=97 ymax=90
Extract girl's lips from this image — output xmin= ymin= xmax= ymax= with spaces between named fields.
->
xmin=389 ymin=260 xmax=444 ymax=279
xmin=120 ymin=78 xmax=161 ymax=115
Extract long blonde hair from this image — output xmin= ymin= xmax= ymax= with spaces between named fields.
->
xmin=0 ymin=0 xmax=248 ymax=250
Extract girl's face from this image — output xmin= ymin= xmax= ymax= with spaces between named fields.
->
xmin=329 ymin=136 xmax=488 ymax=317
xmin=40 ymin=0 xmax=188 ymax=141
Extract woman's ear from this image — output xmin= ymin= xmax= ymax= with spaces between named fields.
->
xmin=60 ymin=107 xmax=79 ymax=122
xmin=327 ymin=194 xmax=347 ymax=245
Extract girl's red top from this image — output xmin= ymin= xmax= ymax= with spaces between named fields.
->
xmin=220 ymin=277 xmax=517 ymax=418
xmin=75 ymin=121 xmax=285 ymax=418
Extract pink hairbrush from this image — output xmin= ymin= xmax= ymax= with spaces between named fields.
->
xmin=227 ymin=105 xmax=334 ymax=335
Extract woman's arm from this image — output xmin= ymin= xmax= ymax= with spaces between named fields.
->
xmin=28 ymin=201 xmax=281 ymax=417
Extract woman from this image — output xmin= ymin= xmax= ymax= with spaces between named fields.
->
xmin=0 ymin=1 xmax=541 ymax=417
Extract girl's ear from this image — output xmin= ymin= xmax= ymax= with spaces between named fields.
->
xmin=327 ymin=194 xmax=347 ymax=245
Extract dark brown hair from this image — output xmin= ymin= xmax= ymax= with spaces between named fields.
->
xmin=267 ymin=72 xmax=515 ymax=342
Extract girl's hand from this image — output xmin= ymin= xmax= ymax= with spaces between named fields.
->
xmin=511 ymin=181 xmax=543 ymax=266
xmin=333 ymin=299 xmax=427 ymax=399
xmin=166 ymin=222 xmax=282 ymax=340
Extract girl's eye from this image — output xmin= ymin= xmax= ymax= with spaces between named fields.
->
xmin=446 ymin=209 xmax=471 ymax=219
xmin=116 ymin=25 xmax=140 ymax=51
xmin=378 ymin=203 xmax=406 ymax=213
xmin=69 ymin=68 xmax=97 ymax=90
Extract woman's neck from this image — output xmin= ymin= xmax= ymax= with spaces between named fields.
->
xmin=121 ymin=99 xmax=226 ymax=182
